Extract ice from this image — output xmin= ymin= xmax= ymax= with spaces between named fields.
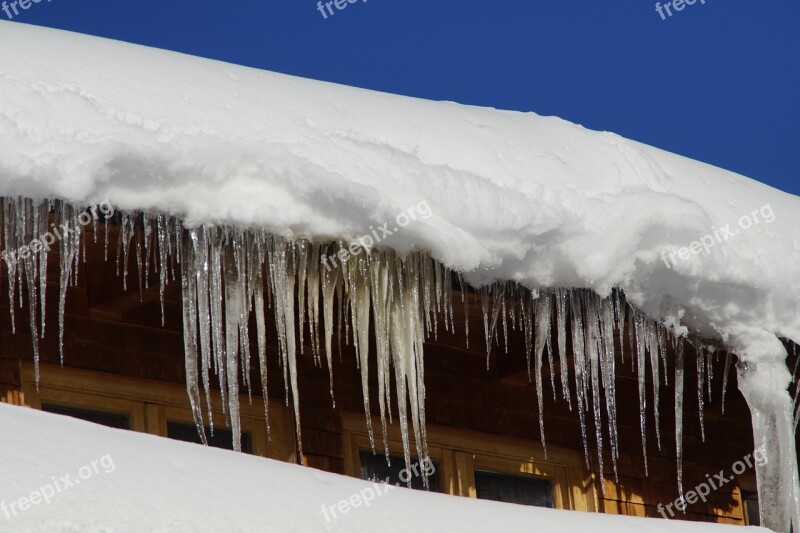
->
xmin=570 ymin=290 xmax=590 ymax=468
xmin=583 ymin=291 xmax=607 ymax=486
xmin=737 ymin=351 xmax=800 ymax=533
xmin=2 ymin=196 xmax=800 ymax=526
xmin=180 ymin=233 xmax=207 ymax=445
xmin=555 ymin=288 xmax=572 ymax=409
xmin=696 ymin=345 xmax=706 ymax=442
xmin=675 ymin=338 xmax=685 ymax=499
xmin=721 ymin=352 xmax=733 ymax=415
xmin=534 ymin=291 xmax=553 ymax=458
xmin=634 ymin=308 xmax=649 ymax=475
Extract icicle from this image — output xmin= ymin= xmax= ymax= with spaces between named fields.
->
xmin=696 ymin=345 xmax=706 ymax=442
xmin=157 ymin=215 xmax=168 ymax=326
xmin=645 ymin=318 xmax=663 ymax=450
xmin=307 ymin=244 xmax=321 ymax=367
xmin=2 ymin=198 xmax=18 ymax=334
xmin=481 ymin=286 xmax=491 ymax=369
xmin=460 ymin=274 xmax=470 ymax=350
xmin=135 ymin=215 xmax=144 ymax=298
xmin=533 ymin=292 xmax=552 ymax=458
xmin=599 ymin=297 xmax=619 ymax=478
xmin=270 ymin=238 xmax=302 ymax=462
xmin=37 ymin=202 xmax=48 ymax=338
xmin=223 ymin=242 xmax=243 ymax=452
xmin=251 ymin=236 xmax=271 ymax=441
xmin=142 ymin=213 xmax=152 ymax=289
xmin=370 ymin=252 xmax=392 ymax=461
xmin=350 ymin=252 xmax=375 ymax=450
xmin=584 ymin=292 xmax=606 ymax=489
xmin=181 ymin=231 xmax=208 ymax=445
xmin=737 ymin=357 xmax=800 ymax=532
xmin=706 ymin=345 xmax=715 ymax=402
xmin=296 ymin=241 xmax=308 ymax=355
xmin=634 ymin=309 xmax=648 ymax=475
xmin=191 ymin=227 xmax=214 ymax=430
xmin=721 ymin=352 xmax=733 ymax=414
xmin=209 ymin=230 xmax=228 ymax=419
xmin=21 ymin=200 xmax=41 ymax=380
xmin=57 ymin=203 xmax=79 ymax=364
xmin=675 ymin=338 xmax=685 ymax=501
xmin=614 ymin=289 xmax=625 ymax=365
xmin=555 ymin=288 xmax=572 ymax=409
xmin=570 ymin=290 xmax=590 ymax=468
xmin=321 ymin=246 xmax=339 ymax=406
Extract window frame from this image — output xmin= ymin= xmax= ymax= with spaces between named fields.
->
xmin=341 ymin=411 xmax=596 ymax=511
xmin=20 ymin=361 xmax=295 ymax=462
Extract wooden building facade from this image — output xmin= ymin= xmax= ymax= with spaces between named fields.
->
xmin=0 ymin=221 xmax=763 ymax=527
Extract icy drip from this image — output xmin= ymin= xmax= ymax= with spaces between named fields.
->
xmin=674 ymin=338 xmax=685 ymax=500
xmin=633 ymin=308 xmax=649 ymax=475
xmin=570 ymin=290 xmax=590 ymax=468
xmin=555 ymin=288 xmax=572 ymax=410
xmin=181 ymin=232 xmax=207 ymax=446
xmin=721 ymin=352 xmax=733 ymax=414
xmin=738 ymin=358 xmax=800 ymax=533
xmin=533 ymin=292 xmax=552 ymax=458
xmin=0 ymin=202 xmax=720 ymax=474
xmin=5 ymin=197 xmax=799 ymax=520
xmin=696 ymin=345 xmax=706 ymax=442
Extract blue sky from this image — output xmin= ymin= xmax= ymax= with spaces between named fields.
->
xmin=5 ymin=0 xmax=798 ymax=195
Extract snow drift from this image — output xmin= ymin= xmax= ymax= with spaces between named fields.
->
xmin=0 ymin=403 xmax=765 ymax=532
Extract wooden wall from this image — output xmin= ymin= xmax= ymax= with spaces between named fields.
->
xmin=0 ymin=223 xmax=761 ymax=526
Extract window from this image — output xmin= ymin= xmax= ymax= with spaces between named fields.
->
xmin=474 ymin=470 xmax=553 ymax=507
xmin=42 ymin=403 xmax=130 ymax=430
xmin=359 ymin=451 xmax=442 ymax=491
xmin=742 ymin=491 xmax=760 ymax=526
xmin=21 ymin=362 xmax=294 ymax=463
xmin=167 ymin=421 xmax=253 ymax=454
xmin=341 ymin=412 xmax=595 ymax=511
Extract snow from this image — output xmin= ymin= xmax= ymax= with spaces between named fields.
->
xmin=0 ymin=22 xmax=797 ymax=352
xmin=0 ymin=403 xmax=765 ymax=533
xmin=1 ymin=21 xmax=799 ymax=531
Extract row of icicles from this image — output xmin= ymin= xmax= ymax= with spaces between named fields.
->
xmin=2 ymin=197 xmax=798 ymax=496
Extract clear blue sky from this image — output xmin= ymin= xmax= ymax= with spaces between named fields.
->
xmin=6 ymin=0 xmax=799 ymax=195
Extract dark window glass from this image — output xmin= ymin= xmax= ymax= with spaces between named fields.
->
xmin=42 ymin=403 xmax=130 ymax=430
xmin=742 ymin=491 xmax=760 ymax=526
xmin=359 ymin=451 xmax=441 ymax=492
xmin=474 ymin=470 xmax=553 ymax=508
xmin=166 ymin=421 xmax=253 ymax=454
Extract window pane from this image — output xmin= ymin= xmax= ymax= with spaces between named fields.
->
xmin=166 ymin=421 xmax=253 ymax=454
xmin=358 ymin=451 xmax=441 ymax=492
xmin=474 ymin=470 xmax=553 ymax=508
xmin=42 ymin=403 xmax=130 ymax=430
xmin=742 ymin=491 xmax=760 ymax=526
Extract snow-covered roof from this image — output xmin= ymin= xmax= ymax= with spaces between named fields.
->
xmin=0 ymin=403 xmax=757 ymax=532
xmin=1 ymin=22 xmax=797 ymax=361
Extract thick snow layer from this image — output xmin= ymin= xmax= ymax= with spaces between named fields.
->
xmin=0 ymin=22 xmax=798 ymax=355
xmin=0 ymin=404 xmax=762 ymax=533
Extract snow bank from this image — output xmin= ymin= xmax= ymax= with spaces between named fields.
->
xmin=0 ymin=404 xmax=760 ymax=532
xmin=0 ymin=21 xmax=798 ymax=353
